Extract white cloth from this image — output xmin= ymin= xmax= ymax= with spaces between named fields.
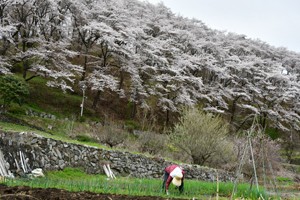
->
xmin=170 ymin=167 xmax=183 ymax=178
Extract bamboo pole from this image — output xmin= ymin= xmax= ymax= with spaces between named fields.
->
xmin=19 ymin=151 xmax=26 ymax=173
xmin=103 ymin=164 xmax=110 ymax=178
xmin=231 ymin=142 xmax=248 ymax=200
xmin=216 ymin=170 xmax=219 ymax=200
xmin=248 ymin=134 xmax=259 ymax=193
xmin=107 ymin=164 xmax=116 ymax=179
xmin=0 ymin=150 xmax=9 ymax=177
xmin=21 ymin=151 xmax=28 ymax=173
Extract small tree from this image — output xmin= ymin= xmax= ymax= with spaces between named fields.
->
xmin=98 ymin=125 xmax=128 ymax=148
xmin=138 ymin=131 xmax=168 ymax=155
xmin=0 ymin=75 xmax=29 ymax=112
xmin=171 ymin=107 xmax=233 ymax=166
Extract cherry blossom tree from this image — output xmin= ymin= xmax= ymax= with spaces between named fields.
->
xmin=1 ymin=0 xmax=299 ymax=135
xmin=0 ymin=0 xmax=16 ymax=74
xmin=2 ymin=0 xmax=82 ymax=91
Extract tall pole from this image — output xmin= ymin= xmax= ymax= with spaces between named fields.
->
xmin=248 ymin=134 xmax=260 ymax=193
xmin=80 ymin=86 xmax=86 ymax=117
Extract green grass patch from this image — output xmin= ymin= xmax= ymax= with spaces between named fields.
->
xmin=0 ymin=121 xmax=45 ymax=134
xmin=3 ymin=168 xmax=269 ymax=199
xmin=0 ymin=121 xmax=107 ymax=149
xmin=22 ymin=75 xmax=88 ymax=118
xmin=6 ymin=103 xmax=27 ymax=115
xmin=276 ymin=177 xmax=293 ymax=183
xmin=45 ymin=167 xmax=88 ymax=180
xmin=0 ymin=121 xmax=164 ymax=159
xmin=75 ymin=134 xmax=97 ymax=143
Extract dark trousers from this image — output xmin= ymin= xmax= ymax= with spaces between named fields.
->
xmin=162 ymin=171 xmax=184 ymax=193
xmin=162 ymin=171 xmax=169 ymax=191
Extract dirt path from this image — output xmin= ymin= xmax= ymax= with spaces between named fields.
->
xmin=0 ymin=184 xmax=185 ymax=200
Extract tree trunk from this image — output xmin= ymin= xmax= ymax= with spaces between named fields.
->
xmin=81 ymin=48 xmax=88 ymax=81
xmin=22 ymin=40 xmax=28 ymax=80
xmin=191 ymin=154 xmax=208 ymax=166
xmin=92 ymin=90 xmax=101 ymax=109
xmin=165 ymin=109 xmax=169 ymax=127
xmin=119 ymin=70 xmax=124 ymax=90
xmin=22 ymin=60 xmax=29 ymax=80
xmin=131 ymin=102 xmax=137 ymax=119
xmin=230 ymin=99 xmax=237 ymax=125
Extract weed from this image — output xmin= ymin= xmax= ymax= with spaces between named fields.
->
xmin=75 ymin=135 xmax=96 ymax=143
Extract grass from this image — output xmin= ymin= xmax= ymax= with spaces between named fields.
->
xmin=0 ymin=119 xmax=145 ymax=154
xmin=2 ymin=168 xmax=269 ymax=200
xmin=0 ymin=121 xmax=45 ymax=134
xmin=0 ymin=121 xmax=162 ymax=158
xmin=276 ymin=177 xmax=293 ymax=183
xmin=0 ymin=121 xmax=108 ymax=149
xmin=1 ymin=74 xmax=110 ymax=148
xmin=8 ymin=74 xmax=92 ymax=119
xmin=274 ymin=176 xmax=300 ymax=195
xmin=26 ymin=76 xmax=81 ymax=114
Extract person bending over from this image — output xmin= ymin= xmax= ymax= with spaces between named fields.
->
xmin=162 ymin=164 xmax=185 ymax=195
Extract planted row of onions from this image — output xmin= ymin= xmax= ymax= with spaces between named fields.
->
xmin=3 ymin=168 xmax=268 ymax=199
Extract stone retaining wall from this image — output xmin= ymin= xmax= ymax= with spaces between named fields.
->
xmin=0 ymin=131 xmax=234 ymax=181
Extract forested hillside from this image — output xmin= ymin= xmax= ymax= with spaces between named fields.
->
xmin=0 ymin=0 xmax=299 ymax=154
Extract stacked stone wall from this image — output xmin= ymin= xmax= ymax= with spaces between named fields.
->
xmin=0 ymin=131 xmax=234 ymax=181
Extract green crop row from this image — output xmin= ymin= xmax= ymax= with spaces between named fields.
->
xmin=2 ymin=168 xmax=271 ymax=199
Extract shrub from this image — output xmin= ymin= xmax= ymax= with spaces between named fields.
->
xmin=170 ymin=107 xmax=234 ymax=166
xmin=0 ymin=75 xmax=29 ymax=112
xmin=78 ymin=116 xmax=87 ymax=122
xmin=97 ymin=124 xmax=129 ymax=148
xmin=265 ymin=127 xmax=280 ymax=140
xmin=138 ymin=131 xmax=168 ymax=155
xmin=7 ymin=104 xmax=27 ymax=115
xmin=124 ymin=120 xmax=140 ymax=133
xmin=75 ymin=134 xmax=96 ymax=143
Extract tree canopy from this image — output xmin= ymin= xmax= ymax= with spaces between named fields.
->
xmin=0 ymin=0 xmax=299 ymax=135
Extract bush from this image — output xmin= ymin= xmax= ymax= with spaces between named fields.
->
xmin=78 ymin=116 xmax=87 ymax=122
xmin=124 ymin=120 xmax=140 ymax=133
xmin=138 ymin=131 xmax=168 ymax=155
xmin=0 ymin=75 xmax=29 ymax=112
xmin=75 ymin=134 xmax=96 ymax=143
xmin=7 ymin=104 xmax=27 ymax=115
xmin=170 ymin=107 xmax=234 ymax=166
xmin=266 ymin=127 xmax=280 ymax=139
xmin=97 ymin=124 xmax=129 ymax=148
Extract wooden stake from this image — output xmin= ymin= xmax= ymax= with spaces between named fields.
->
xmin=216 ymin=170 xmax=219 ymax=200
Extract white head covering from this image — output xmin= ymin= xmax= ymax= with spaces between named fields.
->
xmin=170 ymin=167 xmax=183 ymax=186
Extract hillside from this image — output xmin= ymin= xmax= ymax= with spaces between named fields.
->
xmin=0 ymin=0 xmax=299 ymax=181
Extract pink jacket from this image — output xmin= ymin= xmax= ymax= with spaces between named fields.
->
xmin=165 ymin=165 xmax=185 ymax=190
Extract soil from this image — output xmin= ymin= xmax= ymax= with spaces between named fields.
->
xmin=0 ymin=184 xmax=185 ymax=200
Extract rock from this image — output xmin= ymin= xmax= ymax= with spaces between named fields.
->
xmin=31 ymin=168 xmax=45 ymax=178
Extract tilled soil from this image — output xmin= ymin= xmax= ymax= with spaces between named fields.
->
xmin=0 ymin=184 xmax=185 ymax=200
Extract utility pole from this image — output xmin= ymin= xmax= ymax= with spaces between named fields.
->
xmin=80 ymin=84 xmax=87 ymax=117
